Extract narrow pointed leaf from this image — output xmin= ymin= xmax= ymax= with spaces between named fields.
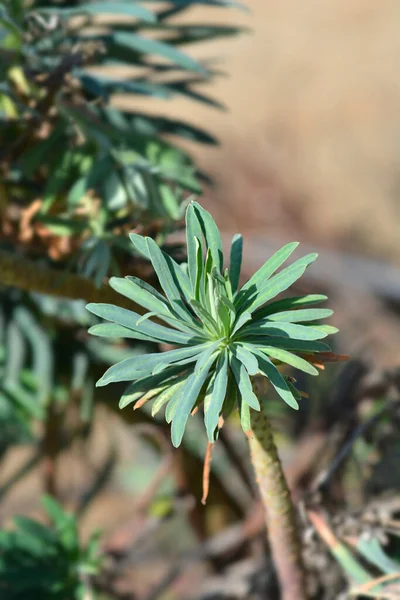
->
xmin=118 ymin=365 xmax=188 ymax=409
xmin=186 ymin=203 xmax=204 ymax=288
xmin=266 ymin=308 xmax=333 ymax=323
xmin=110 ymin=32 xmax=207 ymax=75
xmin=152 ymin=376 xmax=188 ymax=417
xmin=192 ymin=202 xmax=223 ymax=272
xmin=240 ymin=254 xmax=318 ymax=314
xmin=242 ymin=336 xmax=331 ymax=353
xmin=237 ymin=242 xmax=299 ymax=303
xmin=41 ymin=2 xmax=156 ymax=22
xmin=204 ymin=350 xmax=228 ymax=441
xmin=86 ymin=303 xmax=195 ymax=345
xmin=231 ymin=311 xmax=252 ymax=336
xmin=88 ymin=323 xmax=156 ymax=342
xmin=97 ymin=344 xmax=207 ymax=386
xmin=253 ymin=294 xmax=328 ymax=321
xmin=171 ymin=355 xmax=215 ymax=447
xmin=254 ymin=351 xmax=299 ymax=410
xmin=240 ymin=321 xmax=329 ymax=340
xmin=230 ymin=354 xmax=260 ymax=410
xmin=233 ymin=343 xmax=259 ymax=375
xmin=195 ymin=340 xmax=222 ymax=374
xmin=229 ymin=233 xmax=242 ymax=294
xmin=260 ymin=347 xmax=319 ymax=376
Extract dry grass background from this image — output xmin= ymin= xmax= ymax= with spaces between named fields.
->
xmin=118 ymin=0 xmax=400 ymax=260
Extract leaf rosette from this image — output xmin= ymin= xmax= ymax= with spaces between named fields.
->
xmin=87 ymin=202 xmax=338 ymax=446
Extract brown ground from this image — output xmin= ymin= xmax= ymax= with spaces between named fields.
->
xmin=119 ymin=0 xmax=400 ymax=260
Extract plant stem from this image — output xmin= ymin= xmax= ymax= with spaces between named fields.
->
xmin=248 ymin=382 xmax=307 ymax=600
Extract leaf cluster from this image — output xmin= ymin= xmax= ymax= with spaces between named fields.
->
xmin=88 ymin=201 xmax=338 ymax=446
xmin=0 ymin=0 xmax=244 ymax=282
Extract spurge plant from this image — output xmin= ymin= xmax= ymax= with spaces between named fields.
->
xmin=87 ymin=201 xmax=339 ymax=600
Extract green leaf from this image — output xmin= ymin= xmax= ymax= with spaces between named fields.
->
xmin=186 ymin=203 xmax=204 ymax=288
xmin=192 ymin=202 xmax=223 ymax=272
xmin=194 ymin=237 xmax=204 ymax=301
xmin=238 ymin=395 xmax=251 ymax=434
xmin=356 ymin=537 xmax=400 ymax=575
xmin=253 ymin=351 xmax=299 ymax=409
xmin=237 ymin=242 xmax=299 ymax=306
xmin=240 ymin=321 xmax=329 ymax=341
xmin=39 ymin=2 xmax=156 ymax=22
xmin=266 ymin=308 xmax=333 ymax=323
xmin=195 ymin=341 xmax=222 ymax=374
xmin=86 ymin=303 xmax=196 ymax=345
xmin=171 ymin=353 xmax=216 ymax=447
xmin=88 ymin=322 xmax=152 ymax=341
xmin=239 ymin=254 xmax=318 ymax=314
xmin=309 ymin=324 xmax=339 ymax=336
xmin=129 ymin=233 xmax=150 ymax=259
xmin=118 ymin=365 xmax=188 ymax=409
xmin=109 ymin=32 xmax=207 ymax=75
xmin=229 ymin=233 xmax=242 ymax=294
xmin=230 ymin=354 xmax=260 ymax=410
xmin=190 ymin=299 xmax=219 ymax=334
xmin=204 ymin=349 xmax=228 ymax=440
xmin=97 ymin=344 xmax=207 ymax=386
xmin=232 ymin=343 xmax=259 ymax=375
xmin=243 ymin=336 xmax=331 ymax=353
xmin=152 ymin=375 xmax=188 ymax=416
xmin=253 ymin=295 xmax=328 ymax=320
xmin=146 ymin=237 xmax=193 ymax=322
xmin=110 ymin=276 xmax=167 ymax=314
xmin=231 ymin=310 xmax=252 ymax=336
xmin=260 ymin=347 xmax=319 ymax=376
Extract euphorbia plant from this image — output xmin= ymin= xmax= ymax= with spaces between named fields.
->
xmin=87 ymin=201 xmax=338 ymax=600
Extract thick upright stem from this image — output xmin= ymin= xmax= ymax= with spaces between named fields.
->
xmin=249 ymin=398 xmax=307 ymax=600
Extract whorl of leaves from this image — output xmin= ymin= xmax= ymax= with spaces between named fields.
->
xmin=87 ymin=202 xmax=338 ymax=447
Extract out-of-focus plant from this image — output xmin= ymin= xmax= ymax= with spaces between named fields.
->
xmin=0 ymin=495 xmax=103 ymax=599
xmin=0 ymin=0 xmax=244 ymax=286
xmin=0 ymin=2 xmax=245 ymax=595
xmin=87 ymin=200 xmax=340 ymax=600
xmin=0 ymin=0 xmax=243 ymax=450
xmin=309 ymin=509 xmax=400 ymax=599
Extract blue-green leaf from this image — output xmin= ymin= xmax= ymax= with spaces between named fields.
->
xmin=195 ymin=340 xmax=222 ymax=374
xmin=232 ymin=343 xmax=259 ymax=375
xmin=110 ymin=32 xmax=207 ymax=75
xmin=243 ymin=337 xmax=331 ymax=353
xmin=204 ymin=350 xmax=228 ymax=440
xmin=86 ymin=303 xmax=196 ymax=345
xmin=239 ymin=321 xmax=329 ymax=340
xmin=152 ymin=376 xmax=188 ymax=417
xmin=88 ymin=322 xmax=151 ymax=341
xmin=260 ymin=347 xmax=319 ymax=376
xmin=237 ymin=242 xmax=299 ymax=306
xmin=230 ymin=354 xmax=260 ymax=410
xmin=229 ymin=233 xmax=242 ymax=294
xmin=239 ymin=253 xmax=318 ymax=314
xmin=145 ymin=237 xmax=194 ymax=322
xmin=186 ymin=203 xmax=204 ymax=288
xmin=39 ymin=2 xmax=156 ymax=22
xmin=253 ymin=350 xmax=299 ymax=410
xmin=266 ymin=308 xmax=333 ymax=323
xmin=253 ymin=295 xmax=328 ymax=320
xmin=171 ymin=354 xmax=215 ymax=447
xmin=97 ymin=344 xmax=207 ymax=386
xmin=192 ymin=202 xmax=223 ymax=272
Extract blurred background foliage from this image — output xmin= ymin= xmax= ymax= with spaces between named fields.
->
xmin=2 ymin=1 xmax=400 ymax=599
